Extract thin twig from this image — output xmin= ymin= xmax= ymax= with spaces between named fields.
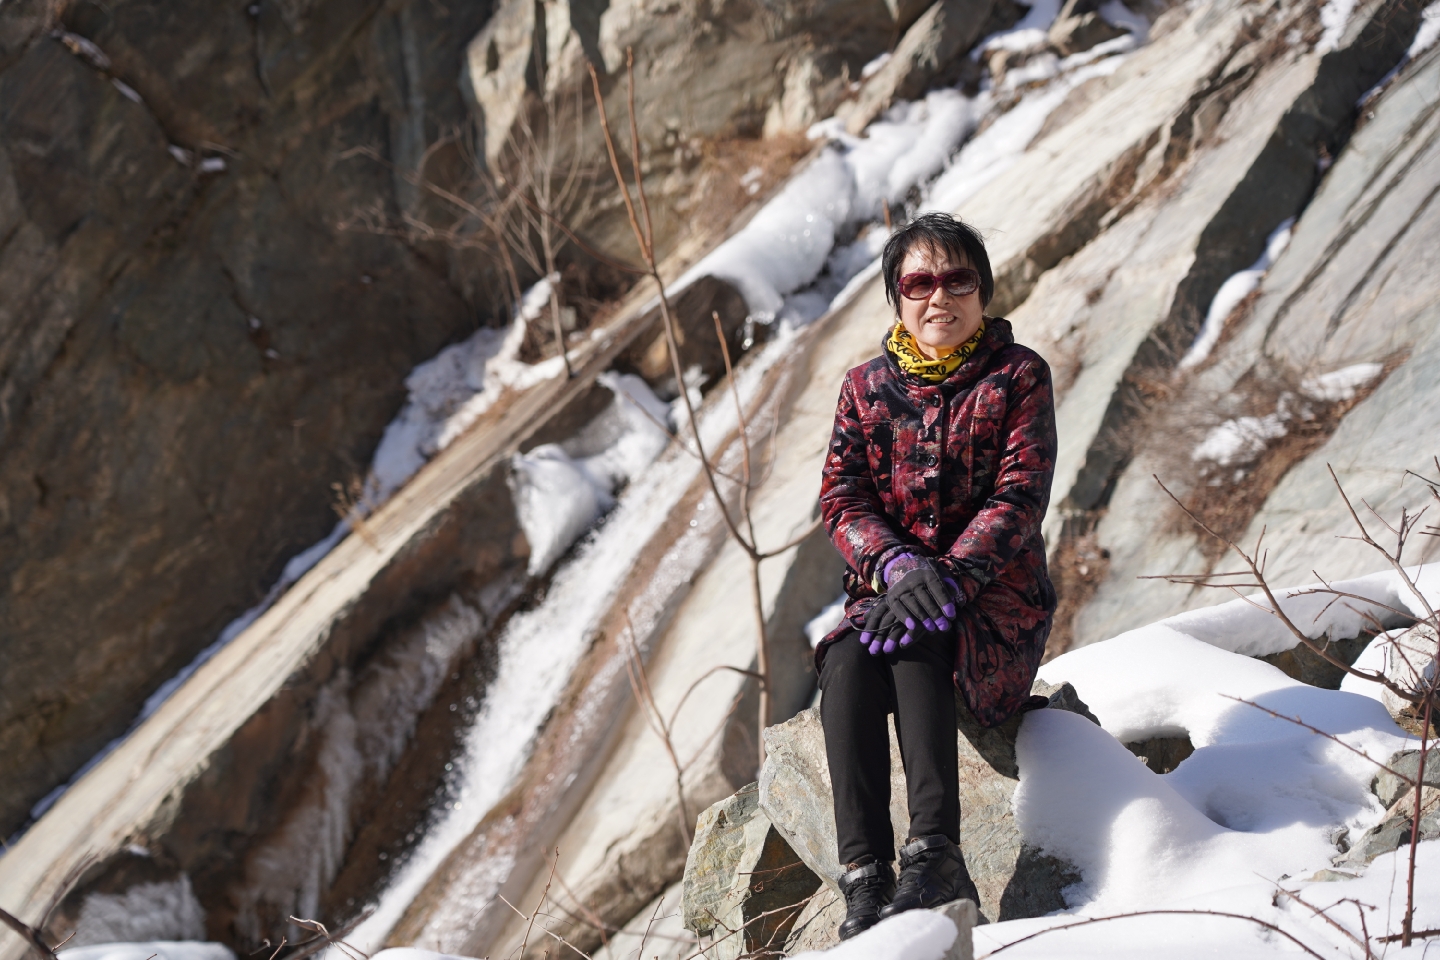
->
xmin=1222 ymin=696 xmax=1417 ymax=785
xmin=497 ymin=896 xmax=594 ymax=960
xmin=586 ymin=56 xmax=753 ymax=557
xmin=1402 ymin=690 xmax=1434 ymax=946
xmin=0 ymin=907 xmax=58 ymax=960
xmin=1328 ymin=464 xmax=1439 ymax=627
xmin=1270 ymin=881 xmax=1368 ymax=953
xmin=977 ymin=909 xmax=1330 ymax=959
xmin=620 ymin=612 xmax=692 ymax=841
xmin=665 ymin=664 xmax=764 ymax=732
xmin=1152 ymin=476 xmax=1421 ymax=702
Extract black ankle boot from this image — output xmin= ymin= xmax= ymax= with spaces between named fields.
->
xmin=838 ymin=858 xmax=895 ymax=940
xmin=878 ymin=835 xmax=979 ymax=918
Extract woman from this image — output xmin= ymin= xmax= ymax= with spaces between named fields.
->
xmin=816 ymin=212 xmax=1057 ymax=938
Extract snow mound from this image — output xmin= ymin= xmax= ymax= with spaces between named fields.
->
xmin=510 ymin=372 xmax=671 ymax=575
xmin=791 ymin=908 xmax=958 ymax=959
xmin=58 ymin=946 xmax=233 ymax=960
xmin=975 ymin=571 xmax=1435 ymax=958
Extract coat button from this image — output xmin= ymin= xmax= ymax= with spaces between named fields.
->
xmin=925 ymin=454 xmax=938 ymax=467
xmin=929 ymin=395 xmax=942 ymax=407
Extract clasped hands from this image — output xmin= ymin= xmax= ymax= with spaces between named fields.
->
xmin=858 ymin=554 xmax=962 ymax=655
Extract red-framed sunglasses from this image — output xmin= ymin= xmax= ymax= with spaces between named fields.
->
xmin=898 ymin=268 xmax=981 ymax=300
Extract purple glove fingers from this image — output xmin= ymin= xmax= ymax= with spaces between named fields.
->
xmin=941 ymin=578 xmax=959 ymax=620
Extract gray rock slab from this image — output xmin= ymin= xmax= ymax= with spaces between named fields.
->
xmin=1071 ymin=24 xmax=1440 ymax=646
xmin=1375 ymin=749 xmax=1440 ymax=810
xmin=758 ymin=683 xmax=1094 ymax=922
xmin=681 ymin=784 xmax=821 ymax=958
xmin=837 ymin=0 xmax=997 ymax=135
xmin=1335 ymin=786 xmax=1440 ymax=868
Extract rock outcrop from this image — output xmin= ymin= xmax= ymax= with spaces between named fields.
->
xmin=1332 ymin=748 xmax=1440 ymax=870
xmin=681 ymin=784 xmax=821 ymax=958
xmin=756 ymin=681 xmax=1096 ymax=923
xmin=0 ymin=0 xmax=496 ymax=839
xmin=1052 ymin=1 xmax=1440 ymax=648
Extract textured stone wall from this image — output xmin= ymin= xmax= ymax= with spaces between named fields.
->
xmin=0 ymin=0 xmax=495 ymax=837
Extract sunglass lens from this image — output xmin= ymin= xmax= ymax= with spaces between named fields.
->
xmin=900 ymin=275 xmax=936 ymax=299
xmin=941 ymin=270 xmax=979 ymax=296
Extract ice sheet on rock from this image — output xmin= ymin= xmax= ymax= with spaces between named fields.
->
xmin=925 ymin=55 xmax=1128 ymax=215
xmin=1180 ymin=219 xmax=1293 ymax=370
xmin=339 ymin=333 xmax=796 ymax=957
xmin=791 ymin=908 xmax=957 ymax=959
xmin=1299 ymin=361 xmax=1383 ymax=401
xmin=371 ymin=276 xmax=566 ymax=502
xmin=678 ymin=149 xmax=853 ymax=321
xmin=682 ymin=90 xmax=982 ymax=323
xmin=59 ymin=945 xmax=234 ymax=960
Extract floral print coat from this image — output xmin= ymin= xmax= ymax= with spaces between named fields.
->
xmin=817 ymin=317 xmax=1058 ymax=727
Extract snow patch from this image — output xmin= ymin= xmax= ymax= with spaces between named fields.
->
xmin=1300 ymin=361 xmax=1384 ymax=401
xmin=1317 ymin=0 xmax=1359 ymax=53
xmin=1191 ymin=413 xmax=1288 ymax=467
xmin=59 ymin=946 xmax=233 ymax=960
xmin=975 ymin=0 xmax=1063 ymax=56
xmin=511 ymin=372 xmax=671 ymax=575
xmin=805 ymin=594 xmax=849 ymax=649
xmin=791 ymin=908 xmax=958 ymax=959
xmin=860 ymin=51 xmax=891 ymax=80
xmin=1179 ymin=219 xmax=1293 ymax=370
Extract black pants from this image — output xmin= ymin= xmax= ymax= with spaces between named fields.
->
xmin=819 ymin=628 xmax=959 ymax=866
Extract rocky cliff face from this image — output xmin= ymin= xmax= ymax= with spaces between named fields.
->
xmin=0 ymin=0 xmax=502 ymax=837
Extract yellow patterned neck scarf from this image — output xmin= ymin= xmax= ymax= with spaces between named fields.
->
xmin=887 ymin=319 xmax=987 ymax=382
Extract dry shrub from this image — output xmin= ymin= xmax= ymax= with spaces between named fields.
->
xmin=1156 ymin=352 xmax=1405 ymax=562
xmin=1044 ymin=523 xmax=1111 ymax=661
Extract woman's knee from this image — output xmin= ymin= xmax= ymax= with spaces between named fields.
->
xmin=820 ymin=631 xmax=889 ymax=693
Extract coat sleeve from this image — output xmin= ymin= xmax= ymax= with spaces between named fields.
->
xmin=944 ymin=357 xmax=1057 ymax=600
xmin=819 ymin=375 xmax=909 ymax=591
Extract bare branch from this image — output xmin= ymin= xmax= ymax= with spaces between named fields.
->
xmin=1269 ymin=880 xmax=1368 ymax=953
xmin=1222 ymin=695 xmax=1417 ymax=785
xmin=0 ymin=906 xmax=58 ymax=960
xmin=1327 ymin=464 xmax=1439 ymax=627
xmin=977 ymin=909 xmax=1330 ymax=959
xmin=497 ymin=896 xmax=595 ymax=960
xmin=1153 ymin=475 xmax=1421 ymax=703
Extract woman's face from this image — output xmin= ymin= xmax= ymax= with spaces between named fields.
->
xmin=896 ymin=243 xmax=985 ymax=360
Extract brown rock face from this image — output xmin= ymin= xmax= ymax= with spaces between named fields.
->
xmin=0 ymin=0 xmax=497 ymax=837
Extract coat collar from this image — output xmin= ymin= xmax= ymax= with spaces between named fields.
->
xmin=880 ymin=316 xmax=1015 ymax=392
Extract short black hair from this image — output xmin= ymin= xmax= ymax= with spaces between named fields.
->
xmin=881 ymin=212 xmax=994 ymax=312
